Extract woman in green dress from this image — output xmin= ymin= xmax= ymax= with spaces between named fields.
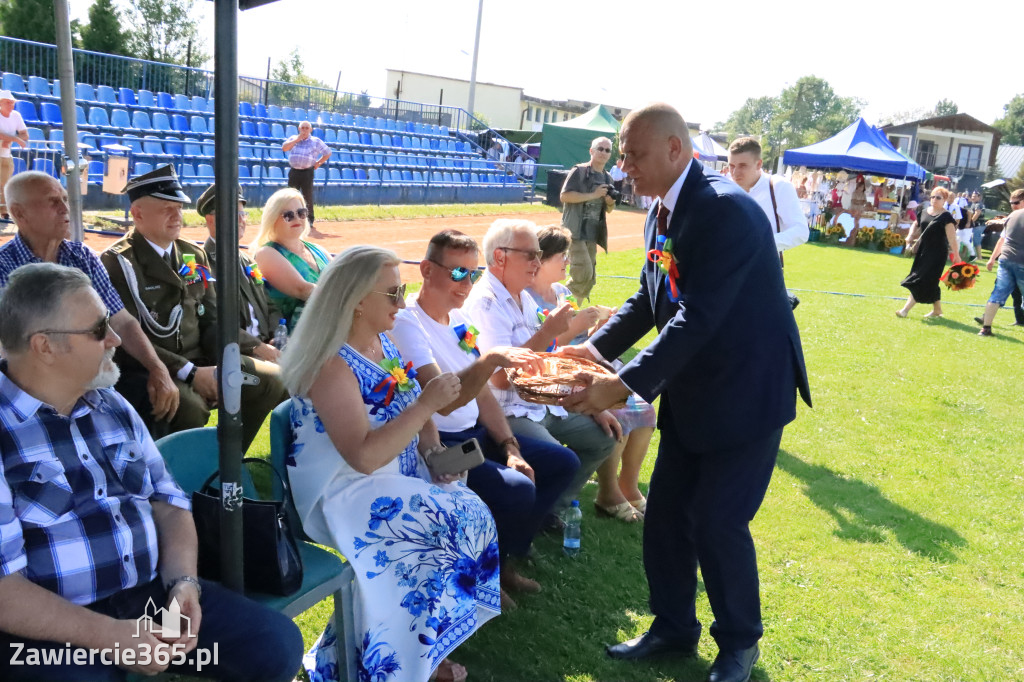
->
xmin=252 ymin=188 xmax=331 ymax=331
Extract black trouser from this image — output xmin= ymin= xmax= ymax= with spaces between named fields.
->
xmin=1013 ymin=287 xmax=1024 ymax=325
xmin=287 ymin=166 xmax=316 ymax=224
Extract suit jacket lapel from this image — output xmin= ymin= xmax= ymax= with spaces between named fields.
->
xmin=238 ymin=256 xmax=272 ymax=339
xmin=130 ymin=230 xmax=184 ymax=290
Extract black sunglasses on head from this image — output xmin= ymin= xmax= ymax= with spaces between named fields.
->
xmin=430 ymin=260 xmax=482 ymax=284
xmin=32 ymin=311 xmax=111 ymax=342
xmin=281 ymin=208 xmax=309 ymax=221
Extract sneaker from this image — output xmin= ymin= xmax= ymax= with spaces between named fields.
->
xmin=978 ymin=327 xmax=993 ymax=337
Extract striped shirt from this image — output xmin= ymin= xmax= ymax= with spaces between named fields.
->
xmin=0 ymin=363 xmax=190 ymax=605
xmin=285 ymin=135 xmax=330 ymax=170
xmin=0 ymin=234 xmax=125 ymax=314
xmin=463 ymin=269 xmax=567 ymax=421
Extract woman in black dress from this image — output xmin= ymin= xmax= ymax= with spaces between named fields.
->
xmin=897 ymin=187 xmax=960 ymax=318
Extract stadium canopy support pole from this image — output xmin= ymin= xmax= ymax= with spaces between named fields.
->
xmin=467 ymin=0 xmax=483 ymax=118
xmin=214 ymin=0 xmax=244 ymax=594
xmin=54 ymin=0 xmax=84 ymax=241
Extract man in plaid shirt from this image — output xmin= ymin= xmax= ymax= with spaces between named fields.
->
xmin=281 ymin=120 xmax=331 ymax=231
xmin=0 ymin=263 xmax=302 ymax=680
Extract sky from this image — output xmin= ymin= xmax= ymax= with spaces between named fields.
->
xmin=70 ymin=0 xmax=1018 ymax=130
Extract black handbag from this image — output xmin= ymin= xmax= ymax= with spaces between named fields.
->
xmin=191 ymin=458 xmax=304 ymax=596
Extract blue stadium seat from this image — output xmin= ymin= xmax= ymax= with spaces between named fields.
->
xmin=257 ymin=122 xmax=272 ymax=139
xmin=414 ymin=171 xmax=426 ymax=184
xmin=270 ymin=147 xmax=286 ymax=161
xmin=252 ymin=144 xmax=273 ymax=161
xmin=190 ymin=116 xmax=208 ymax=135
xmin=334 ymin=130 xmax=348 ymax=144
xmin=2 ymin=73 xmax=26 ymax=94
xmin=285 ymin=124 xmax=298 ymax=137
xmin=191 ymin=96 xmax=207 ymax=112
xmin=197 ymin=163 xmax=215 ymax=179
xmin=118 ymin=87 xmax=138 ymax=108
xmin=87 ymin=160 xmax=105 ymax=183
xmin=341 ymin=113 xmax=354 ymax=126
xmin=28 ymin=76 xmax=53 ymax=99
xmin=132 ymin=111 xmax=154 ymax=132
xmin=337 ymin=152 xmax=352 ymax=166
xmin=32 ymin=158 xmax=58 ymax=178
xmin=171 ymin=114 xmax=189 ymax=133
xmin=75 ymin=82 xmax=97 ymax=102
xmin=110 ymin=108 xmax=132 ymax=131
xmin=14 ymin=100 xmax=39 ymax=124
xmin=431 ymin=172 xmax=443 ymax=184
xmin=271 ymin=123 xmax=285 ymax=139
xmin=266 ymin=104 xmax=281 ymax=120
xmin=470 ymin=173 xmax=480 ymax=183
xmin=314 ymin=167 xmax=326 ymax=182
xmin=429 ymin=139 xmax=440 ymax=151
xmin=51 ymin=79 xmax=61 ymax=99
xmin=138 ymin=90 xmax=157 ymax=109
xmin=75 ymin=106 xmax=90 ymax=129
xmin=255 ymin=103 xmax=268 ymax=119
xmin=133 ymin=161 xmax=153 ymax=177
xmin=239 ymin=144 xmax=254 ymax=159
xmin=350 ymin=152 xmax=363 ymax=164
xmin=280 ymin=106 xmax=294 ymax=121
xmin=152 ymin=112 xmax=172 ymax=132
xmin=385 ymin=153 xmax=398 ymax=167
xmin=201 ymin=140 xmax=214 ymax=157
xmin=440 ymin=126 xmax=449 ymax=136
xmin=120 ymin=135 xmax=144 ymax=155
xmin=238 ymin=165 xmax=251 ymax=181
xmin=311 ymin=128 xmax=325 ymax=140
xmin=368 ymin=168 xmax=380 ymax=183
xmin=293 ymin=108 xmax=306 ymax=122
xmin=94 ymin=133 xmax=120 ymax=152
xmin=205 ymin=98 xmax=215 ymax=113
xmin=386 ymin=119 xmax=399 ymax=132
xmin=175 ymin=94 xmax=191 ymax=111
xmin=157 ymin=92 xmax=174 ymax=110
xmin=381 ymin=134 xmax=392 ymax=148
xmin=184 ymin=138 xmax=206 ymax=158
xmin=370 ymin=133 xmax=381 ymax=147
xmin=357 ymin=132 xmax=370 ymax=146
xmin=355 ymin=169 xmax=368 ymax=182
xmin=401 ymin=170 xmax=413 ymax=182
xmin=40 ymin=102 xmax=62 ymax=126
xmin=328 ymin=168 xmax=342 ymax=183
xmin=178 ymin=163 xmax=197 ymax=182
xmin=307 ymin=110 xmax=319 ymax=125
xmin=268 ymin=166 xmax=284 ymax=180
xmin=96 ymin=85 xmax=117 ymax=105
xmin=324 ymin=129 xmax=337 ymax=143
xmin=239 ymin=101 xmax=254 ymax=118
xmin=142 ymin=136 xmax=172 ymax=159
xmin=79 ymin=133 xmax=98 ymax=152
xmin=341 ymin=168 xmax=355 ymax=182
xmin=163 ymin=137 xmax=184 ymax=157
xmin=250 ymin=165 xmax=264 ymax=182
xmin=87 ymin=107 xmax=116 ymax=132
xmin=240 ymin=120 xmax=257 ymax=139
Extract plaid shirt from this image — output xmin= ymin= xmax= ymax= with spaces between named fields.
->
xmin=285 ymin=135 xmax=330 ymax=170
xmin=0 ymin=234 xmax=125 ymax=315
xmin=464 ymin=269 xmax=567 ymax=421
xmin=0 ymin=363 xmax=190 ymax=605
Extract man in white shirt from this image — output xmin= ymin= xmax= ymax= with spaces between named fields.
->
xmin=0 ymin=89 xmax=29 ymax=220
xmin=609 ymin=157 xmax=627 ymax=205
xmin=727 ymin=137 xmax=809 ymax=256
xmin=464 ymin=219 xmax=620 ymax=518
xmin=390 ymin=229 xmax=579 ymax=602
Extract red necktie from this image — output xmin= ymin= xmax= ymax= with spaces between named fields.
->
xmin=657 ymin=201 xmax=670 ymax=236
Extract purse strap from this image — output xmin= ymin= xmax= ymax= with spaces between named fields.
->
xmin=768 ymin=176 xmax=784 ymax=268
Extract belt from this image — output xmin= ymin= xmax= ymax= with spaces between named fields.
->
xmin=290 ymin=165 xmax=315 ymax=171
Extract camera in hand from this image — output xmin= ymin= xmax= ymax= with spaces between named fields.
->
xmin=603 ymin=184 xmax=622 ymax=201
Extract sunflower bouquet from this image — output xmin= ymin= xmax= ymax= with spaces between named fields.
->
xmin=855 ymin=226 xmax=877 ymax=247
xmin=940 ymin=262 xmax=980 ymax=291
xmin=880 ymin=228 xmax=904 ymax=249
xmin=822 ymin=223 xmax=846 ymax=243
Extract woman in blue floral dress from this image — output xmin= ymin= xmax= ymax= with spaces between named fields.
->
xmin=280 ymin=246 xmax=501 ymax=682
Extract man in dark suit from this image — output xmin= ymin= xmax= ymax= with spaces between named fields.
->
xmin=562 ymin=103 xmax=811 ymax=682
xmin=101 ymin=165 xmax=286 ymax=450
xmin=196 ymin=183 xmax=280 ymax=363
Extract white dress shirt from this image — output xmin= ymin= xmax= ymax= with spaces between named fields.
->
xmin=746 ymin=172 xmax=809 ymax=252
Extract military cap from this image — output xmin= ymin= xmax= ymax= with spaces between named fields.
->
xmin=196 ymin=183 xmax=247 ymax=217
xmin=121 ymin=164 xmax=190 ymax=204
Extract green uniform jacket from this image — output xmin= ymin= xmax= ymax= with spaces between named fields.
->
xmin=203 ymin=237 xmax=272 ymax=355
xmin=101 ymin=230 xmax=218 ymax=375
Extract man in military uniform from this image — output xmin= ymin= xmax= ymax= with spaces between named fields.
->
xmin=101 ymin=165 xmax=286 ymax=449
xmin=197 ymin=182 xmax=279 ymax=363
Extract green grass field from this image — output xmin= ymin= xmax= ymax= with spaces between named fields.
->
xmin=245 ymin=242 xmax=1024 ymax=682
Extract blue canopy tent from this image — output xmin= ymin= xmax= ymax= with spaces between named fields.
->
xmin=783 ymin=118 xmax=925 ymax=180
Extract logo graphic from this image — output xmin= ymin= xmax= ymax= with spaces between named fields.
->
xmin=134 ymin=597 xmax=194 ymax=639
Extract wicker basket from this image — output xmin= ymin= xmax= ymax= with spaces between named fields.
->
xmin=505 ymin=352 xmax=614 ymax=406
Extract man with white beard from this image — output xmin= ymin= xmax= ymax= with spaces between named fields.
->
xmin=0 ymin=263 xmax=303 ymax=681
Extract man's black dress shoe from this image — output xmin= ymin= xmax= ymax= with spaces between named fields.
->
xmin=707 ymin=644 xmax=759 ymax=682
xmin=606 ymin=631 xmax=697 ymax=660
xmin=974 ymin=316 xmax=985 ymax=326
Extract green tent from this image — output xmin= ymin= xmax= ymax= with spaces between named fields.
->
xmin=536 ymin=104 xmax=620 ymax=188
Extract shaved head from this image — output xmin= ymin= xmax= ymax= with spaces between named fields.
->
xmin=619 ymin=103 xmax=693 ymax=199
xmin=621 ymin=103 xmax=692 ymax=153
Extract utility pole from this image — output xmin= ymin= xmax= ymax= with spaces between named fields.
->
xmin=467 ymin=0 xmax=484 ymax=119
xmin=53 ymin=0 xmax=83 ymax=241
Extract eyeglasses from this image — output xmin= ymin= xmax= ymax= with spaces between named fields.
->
xmin=372 ymin=283 xmax=407 ymax=303
xmin=429 ymin=259 xmax=482 ymax=284
xmin=930 ymin=195 xmax=944 ymax=200
xmin=32 ymin=311 xmax=111 ymax=342
xmin=281 ymin=208 xmax=309 ymax=221
xmin=1012 ymin=200 xmax=1022 ymax=207
xmin=238 ymin=210 xmax=249 ymax=220
xmin=594 ymin=147 xmax=612 ymax=153
xmin=499 ymin=246 xmax=543 ymax=261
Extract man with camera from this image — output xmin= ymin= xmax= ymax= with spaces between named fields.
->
xmin=559 ymin=137 xmax=617 ymax=301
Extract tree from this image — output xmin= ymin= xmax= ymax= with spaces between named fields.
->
xmin=80 ymin=0 xmax=129 ymax=56
xmin=721 ymin=95 xmax=778 ymax=140
xmin=993 ymin=94 xmax=1024 ymax=146
xmin=126 ymin=0 xmax=208 ymax=67
xmin=0 ymin=0 xmax=58 ymax=44
xmin=269 ymin=49 xmax=333 ymax=107
xmin=934 ymin=99 xmax=959 ymax=116
xmin=878 ymin=107 xmax=932 ymax=126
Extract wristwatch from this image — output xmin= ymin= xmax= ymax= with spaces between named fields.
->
xmin=184 ymin=366 xmax=198 ymax=385
xmin=499 ymin=436 xmax=520 ymax=452
xmin=167 ymin=575 xmax=202 ymax=599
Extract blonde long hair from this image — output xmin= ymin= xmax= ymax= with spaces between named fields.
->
xmin=280 ymin=245 xmax=401 ymax=396
xmin=250 ymin=187 xmax=307 ymax=250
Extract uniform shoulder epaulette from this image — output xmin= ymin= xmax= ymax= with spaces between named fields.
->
xmin=105 ymin=237 xmax=133 ymax=256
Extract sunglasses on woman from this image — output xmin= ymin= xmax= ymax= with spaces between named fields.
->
xmin=32 ymin=311 xmax=111 ymax=342
xmin=429 ymin=260 xmax=483 ymax=284
xmin=372 ymin=283 xmax=408 ymax=303
xmin=281 ymin=208 xmax=309 ymax=221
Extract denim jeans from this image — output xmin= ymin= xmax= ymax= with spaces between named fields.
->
xmin=987 ymin=259 xmax=1024 ymax=305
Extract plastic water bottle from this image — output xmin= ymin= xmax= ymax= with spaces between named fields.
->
xmin=563 ymin=500 xmax=582 ymax=557
xmin=272 ymin=318 xmax=288 ymax=351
